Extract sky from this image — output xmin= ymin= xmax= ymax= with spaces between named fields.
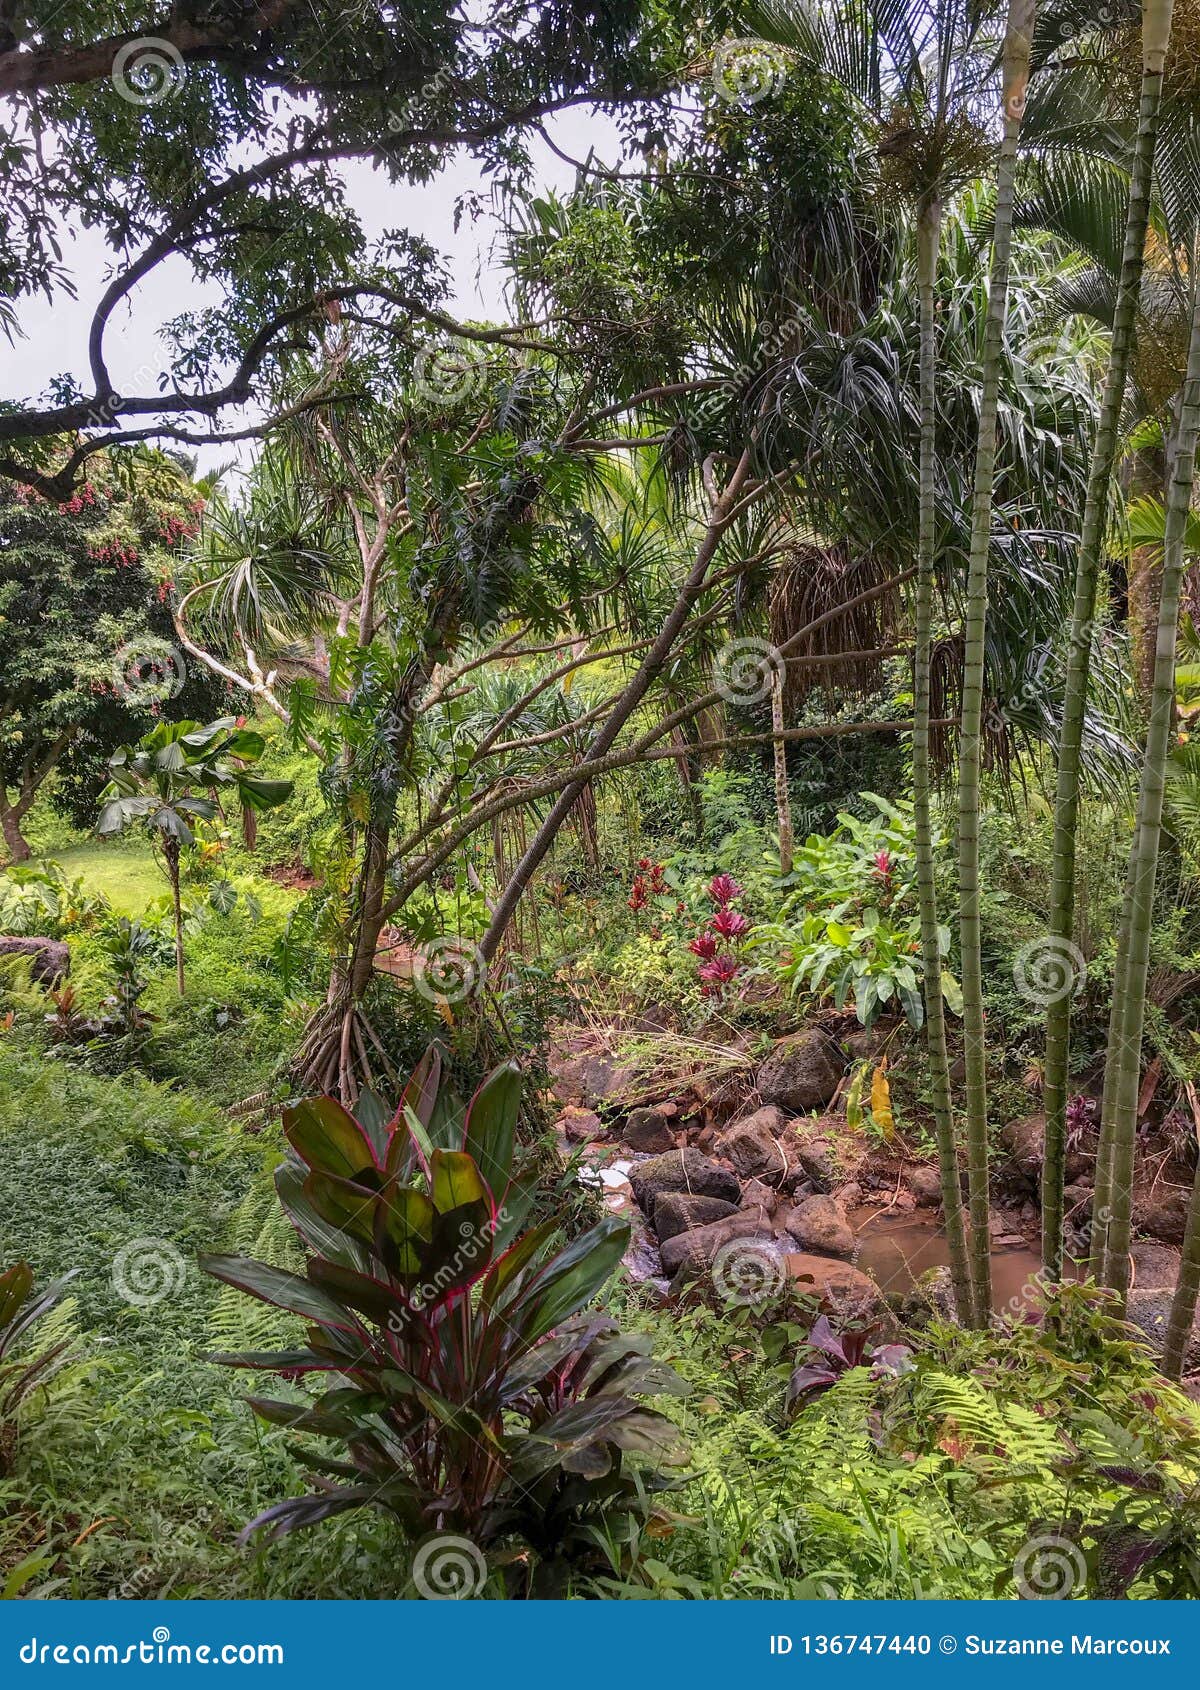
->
xmin=3 ymin=105 xmax=618 ymax=476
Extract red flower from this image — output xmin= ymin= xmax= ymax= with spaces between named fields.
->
xmin=698 ymin=954 xmax=740 ymax=986
xmin=688 ymin=933 xmax=719 ymax=960
xmin=874 ymin=850 xmax=892 ymax=878
xmin=707 ymin=873 xmax=744 ymax=908
xmin=711 ymin=907 xmax=750 ymax=939
xmin=628 ymin=878 xmax=649 ymax=912
xmin=638 ymin=857 xmax=652 ymax=871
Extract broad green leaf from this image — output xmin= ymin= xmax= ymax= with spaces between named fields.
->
xmin=284 ymin=1096 xmax=380 ymax=1179
xmin=199 ymin=1255 xmax=360 ymax=1333
xmin=463 ymin=1061 xmax=521 ymax=1195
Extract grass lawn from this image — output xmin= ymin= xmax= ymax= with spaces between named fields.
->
xmin=51 ymin=840 xmax=165 ymax=914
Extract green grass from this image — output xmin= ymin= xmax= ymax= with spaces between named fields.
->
xmin=51 ymin=839 xmax=165 ymax=915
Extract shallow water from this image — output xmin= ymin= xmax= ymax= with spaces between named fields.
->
xmin=851 ymin=1210 xmax=1047 ymax=1311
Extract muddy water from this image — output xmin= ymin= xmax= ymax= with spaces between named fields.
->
xmin=851 ymin=1211 xmax=1047 ymax=1310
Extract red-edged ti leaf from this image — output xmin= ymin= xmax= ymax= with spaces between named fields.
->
xmin=283 ymin=1096 xmax=382 ymax=1181
xmin=198 ymin=1255 xmax=363 ymax=1336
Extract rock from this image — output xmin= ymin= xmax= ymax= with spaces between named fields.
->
xmin=1126 ymin=1288 xmax=1175 ymax=1352
xmin=629 ymin=1148 xmax=741 ymax=1212
xmin=835 ymin=1180 xmax=863 ymax=1209
xmin=793 ymin=1133 xmax=837 ymax=1192
xmin=0 ymin=935 xmax=69 ymax=985
xmin=653 ymin=1191 xmax=740 ymax=1243
xmin=660 ymin=1211 xmax=775 ymax=1276
xmin=1130 ymin=1242 xmax=1181 ymax=1289
xmin=702 ymin=1073 xmax=748 ymax=1128
xmin=621 ymin=1106 xmax=675 ymax=1154
xmin=842 ymin=1024 xmax=895 ymax=1064
xmin=557 ymin=1107 xmax=603 ymax=1144
xmin=756 ymin=1031 xmax=841 ymax=1115
xmin=551 ymin=1047 xmax=640 ymax=1110
xmin=1136 ymin=1187 xmax=1191 ymax=1246
xmin=908 ymin=1166 xmax=943 ymax=1208
xmin=738 ymin=1177 xmax=779 ymax=1215
xmin=719 ymin=1108 xmax=793 ymax=1185
xmin=786 ymin=1252 xmax=884 ymax=1321
xmin=785 ymin=1194 xmax=855 ymax=1259
xmin=999 ymin=1112 xmax=1091 ymax=1182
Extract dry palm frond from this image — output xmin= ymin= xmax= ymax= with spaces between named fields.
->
xmin=769 ymin=542 xmax=899 ymax=708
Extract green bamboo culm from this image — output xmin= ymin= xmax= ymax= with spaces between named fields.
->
xmin=1164 ymin=1101 xmax=1200 ymax=1377
xmin=913 ymin=195 xmax=975 ymax=1327
xmin=1041 ymin=0 xmax=1175 ymax=1280
xmin=957 ymin=0 xmax=1037 ymax=1324
xmin=1101 ymin=260 xmax=1200 ymax=1307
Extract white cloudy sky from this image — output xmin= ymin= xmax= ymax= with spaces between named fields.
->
xmin=4 ymin=105 xmax=617 ymax=472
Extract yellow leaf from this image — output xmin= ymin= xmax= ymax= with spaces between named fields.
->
xmin=870 ymin=1060 xmax=894 ymax=1137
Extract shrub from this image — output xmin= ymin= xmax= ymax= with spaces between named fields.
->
xmin=202 ymin=1045 xmax=688 ymax=1594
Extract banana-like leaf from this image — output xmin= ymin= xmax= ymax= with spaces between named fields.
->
xmin=198 ymin=1255 xmax=362 ymax=1334
xmin=284 ymin=1096 xmax=381 ymax=1180
xmin=463 ymin=1061 xmax=521 ymax=1196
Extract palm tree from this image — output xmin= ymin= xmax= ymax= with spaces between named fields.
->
xmin=956 ymin=0 xmax=1038 ymax=1320
xmin=1097 ymin=237 xmax=1200 ymax=1303
xmin=1040 ymin=0 xmax=1177 ymax=1279
xmin=749 ymin=0 xmax=1021 ymax=1322
xmin=97 ymin=719 xmax=293 ymax=995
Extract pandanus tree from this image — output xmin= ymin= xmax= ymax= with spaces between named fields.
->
xmin=97 ymin=718 xmax=293 ymax=995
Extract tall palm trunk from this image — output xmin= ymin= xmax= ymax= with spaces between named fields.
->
xmin=1041 ymin=0 xmax=1175 ymax=1278
xmin=770 ymin=663 xmax=795 ymax=875
xmin=1099 ymin=261 xmax=1200 ymax=1302
xmin=957 ymin=0 xmax=1036 ymax=1321
xmin=1164 ymin=1102 xmax=1200 ymax=1378
xmin=164 ymin=835 xmax=185 ymax=997
xmin=913 ymin=196 xmax=974 ymax=1326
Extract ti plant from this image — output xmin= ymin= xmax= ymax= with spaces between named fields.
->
xmin=97 ymin=718 xmax=292 ymax=995
xmin=202 ymin=1046 xmax=687 ymax=1595
xmin=0 ymin=1261 xmax=79 ymax=1474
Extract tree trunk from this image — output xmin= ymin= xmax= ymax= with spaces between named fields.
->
xmin=0 ymin=800 xmax=32 ymax=863
xmin=1098 ymin=259 xmax=1200 ymax=1302
xmin=165 ymin=836 xmax=185 ymax=997
xmin=958 ymin=0 xmax=1035 ymax=1318
xmin=913 ymin=196 xmax=975 ymax=1328
xmin=1041 ymin=0 xmax=1173 ymax=1278
xmin=1163 ymin=1093 xmax=1200 ymax=1377
xmin=770 ymin=663 xmax=795 ymax=876
xmin=475 ymin=450 xmax=754 ymax=968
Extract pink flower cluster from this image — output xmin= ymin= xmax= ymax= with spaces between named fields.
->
xmin=690 ymin=874 xmax=749 ymax=996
